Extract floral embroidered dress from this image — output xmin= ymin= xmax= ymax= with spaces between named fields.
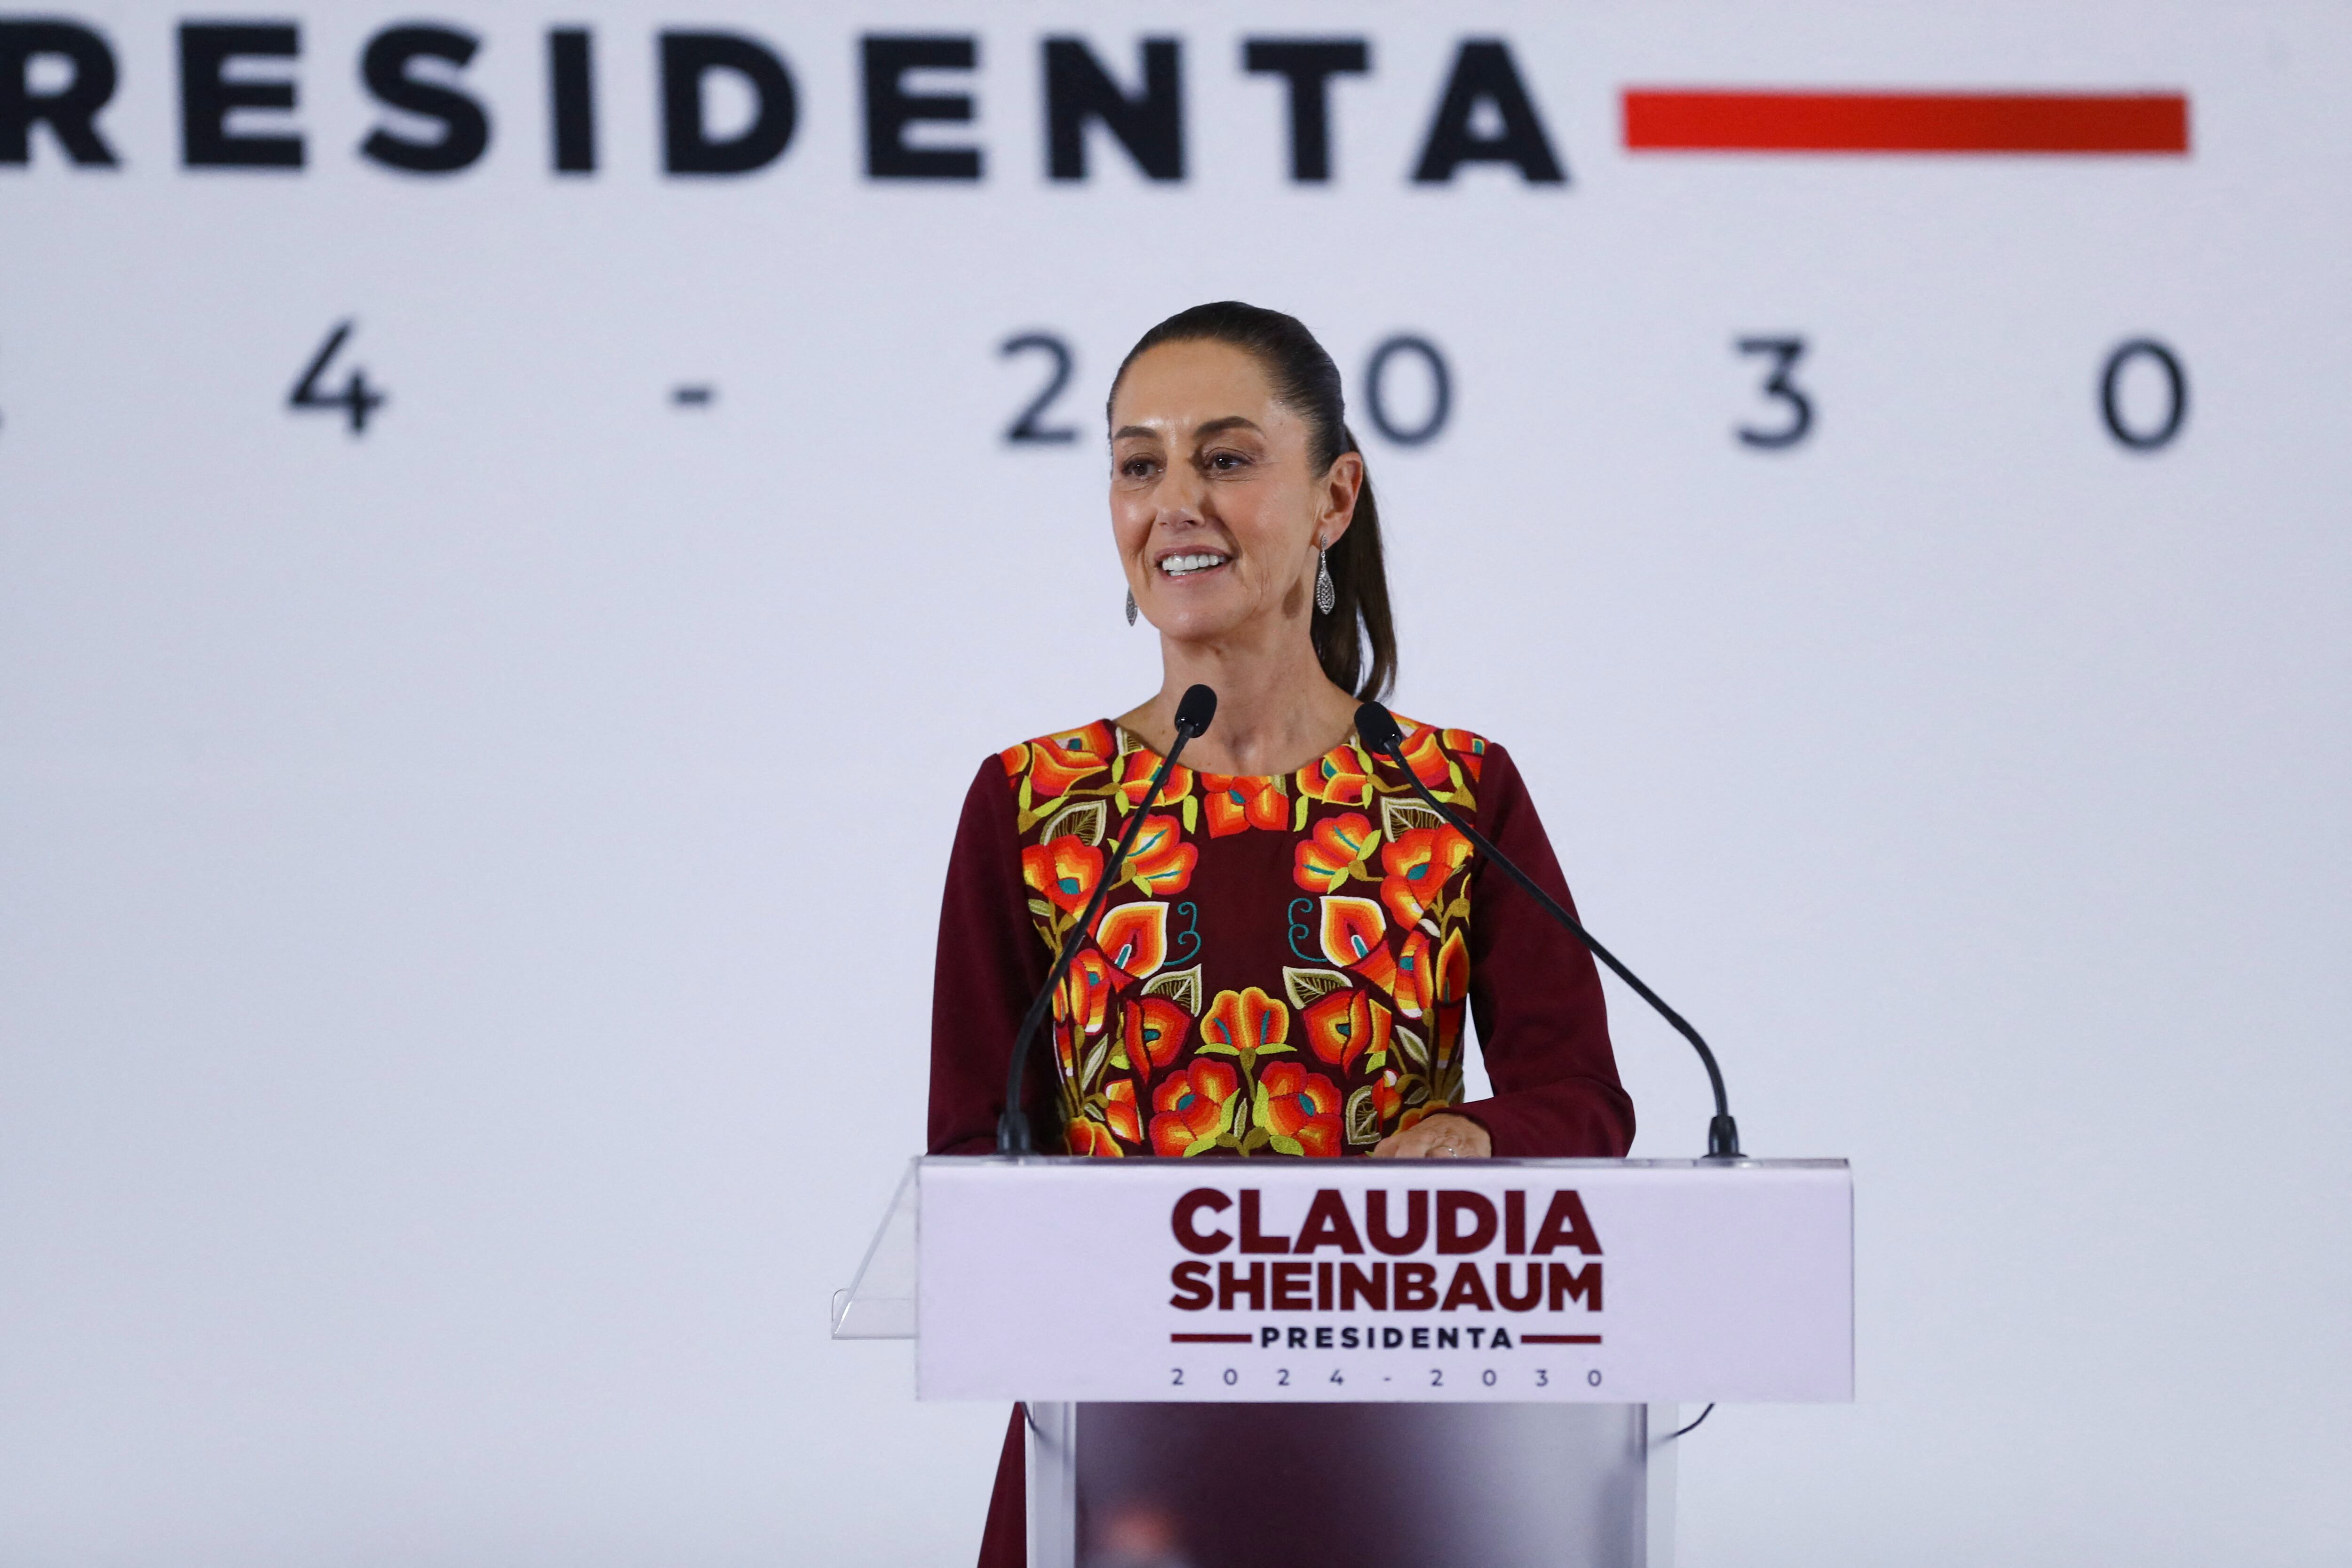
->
xmin=929 ymin=716 xmax=1633 ymax=1161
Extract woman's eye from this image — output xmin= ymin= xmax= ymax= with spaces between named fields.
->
xmin=1120 ymin=458 xmax=1157 ymax=479
xmin=1207 ymin=451 xmax=1250 ymax=471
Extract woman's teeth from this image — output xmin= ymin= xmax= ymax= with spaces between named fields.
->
xmin=1160 ymin=553 xmax=1229 ymax=577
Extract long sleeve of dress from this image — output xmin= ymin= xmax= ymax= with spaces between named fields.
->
xmin=1445 ymin=743 xmax=1637 ymax=1158
xmin=928 ymin=758 xmax=1057 ymax=1157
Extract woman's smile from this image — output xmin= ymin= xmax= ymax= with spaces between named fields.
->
xmin=1157 ymin=550 xmax=1231 ymax=579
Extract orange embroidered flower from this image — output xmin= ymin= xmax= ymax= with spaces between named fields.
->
xmin=1060 ymin=949 xmax=1116 ymax=1037
xmin=1200 ymin=774 xmax=1287 ymax=836
xmin=1121 ymin=995 xmax=1191 ymax=1073
xmin=1121 ymin=814 xmax=1197 ymax=896
xmin=1318 ymin=896 xmax=1399 ymax=992
xmin=1258 ymin=1061 xmax=1343 ymax=1157
xmin=1094 ymin=901 xmax=1167 ymax=980
xmin=1396 ymin=722 xmax=1452 ymax=792
xmin=1066 ymin=1116 xmax=1126 ymax=1157
xmin=1022 ymin=836 xmax=1103 ymax=914
xmin=998 ymin=742 xmax=1030 ymax=778
xmin=1292 ymin=812 xmax=1378 ymax=895
xmin=1295 ymin=743 xmax=1373 ymax=806
xmin=1393 ymin=928 xmax=1435 ymax=1019
xmin=1101 ymin=1079 xmax=1142 ymax=1143
xmin=1397 ymin=1103 xmax=1447 ymax=1134
xmin=1029 ymin=722 xmax=1116 ymax=798
xmin=1441 ymin=729 xmax=1486 ymax=781
xmin=1114 ymin=750 xmax=1194 ymax=811
xmin=1150 ymin=1059 xmax=1239 ymax=1154
xmin=1202 ymin=986 xmax=1290 ymax=1054
xmin=1372 ymin=1068 xmax=1402 ymax=1123
xmin=1380 ymin=826 xmax=1473 ymax=928
xmin=1436 ymin=927 xmax=1470 ymax=1004
xmin=1319 ymin=896 xmax=1385 ymax=967
xmin=1303 ymin=987 xmax=1392 ymax=1073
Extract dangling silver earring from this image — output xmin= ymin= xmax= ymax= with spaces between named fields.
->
xmin=1314 ymin=543 xmax=1336 ymax=614
xmin=1125 ymin=588 xmax=1138 ymax=626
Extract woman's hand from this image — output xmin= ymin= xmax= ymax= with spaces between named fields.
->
xmin=1370 ymin=1113 xmax=1491 ymax=1160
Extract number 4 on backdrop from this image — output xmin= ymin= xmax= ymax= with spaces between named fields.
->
xmin=287 ymin=321 xmax=386 ymax=436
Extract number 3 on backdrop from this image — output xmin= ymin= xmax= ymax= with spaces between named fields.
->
xmin=1735 ymin=335 xmax=1812 ymax=450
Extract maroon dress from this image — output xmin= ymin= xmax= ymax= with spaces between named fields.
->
xmin=927 ymin=716 xmax=1634 ymax=1567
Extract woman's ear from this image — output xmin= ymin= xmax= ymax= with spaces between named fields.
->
xmin=1319 ymin=450 xmax=1365 ymax=543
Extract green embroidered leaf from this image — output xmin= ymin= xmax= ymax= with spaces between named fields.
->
xmin=1026 ymin=898 xmax=1054 ymax=922
xmin=1253 ymin=1041 xmax=1297 ymax=1056
xmin=1080 ymin=1038 xmax=1109 ymax=1090
xmin=1183 ymin=1135 xmax=1221 ymax=1156
xmin=1039 ymin=798 xmax=1108 ymax=849
xmin=1362 ymin=1050 xmax=1387 ymax=1073
xmin=1379 ymin=795 xmax=1447 ymax=841
xmin=1282 ymin=966 xmax=1352 ymax=1011
xmin=1180 ymin=796 xmax=1198 ymax=834
xmin=1142 ymin=963 xmax=1203 ymax=1016
xmin=1345 ymin=1085 xmax=1380 ymax=1146
xmin=1293 ymin=793 xmax=1310 ymax=832
xmin=1268 ymin=1131 xmax=1304 ymax=1157
xmin=1395 ymin=1025 xmax=1430 ymax=1070
xmin=1195 ymin=1039 xmax=1241 ymax=1057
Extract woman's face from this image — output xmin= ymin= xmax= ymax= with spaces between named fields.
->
xmin=1109 ymin=340 xmax=1359 ymax=648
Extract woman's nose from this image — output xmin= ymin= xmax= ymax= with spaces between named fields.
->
xmin=1156 ymin=466 xmax=1208 ymax=522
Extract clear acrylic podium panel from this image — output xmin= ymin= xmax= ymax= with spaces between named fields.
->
xmin=1025 ymin=1399 xmax=1676 ymax=1568
xmin=829 ymin=1161 xmax=915 ymax=1339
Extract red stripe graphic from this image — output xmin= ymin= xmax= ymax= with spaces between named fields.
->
xmin=1170 ymin=1333 xmax=1254 ymax=1344
xmin=1521 ymin=1334 xmax=1603 ymax=1345
xmin=1624 ymin=90 xmax=2189 ymax=154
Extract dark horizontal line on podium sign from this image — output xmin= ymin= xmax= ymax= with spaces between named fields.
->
xmin=1170 ymin=1333 xmax=1255 ymax=1345
xmin=1622 ymin=89 xmax=2190 ymax=154
xmin=1520 ymin=1334 xmax=1603 ymax=1345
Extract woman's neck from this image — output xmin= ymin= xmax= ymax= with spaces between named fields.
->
xmin=1118 ymin=628 xmax=1359 ymax=778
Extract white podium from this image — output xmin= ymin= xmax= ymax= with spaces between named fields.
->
xmin=835 ymin=1156 xmax=1851 ymax=1568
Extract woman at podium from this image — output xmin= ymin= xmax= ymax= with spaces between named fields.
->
xmin=928 ymin=300 xmax=1632 ymax=1166
xmin=928 ymin=302 xmax=1636 ymax=1564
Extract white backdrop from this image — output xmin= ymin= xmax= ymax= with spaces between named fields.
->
xmin=3 ymin=3 xmax=2348 ymax=1565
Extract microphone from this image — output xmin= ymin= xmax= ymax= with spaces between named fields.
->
xmin=997 ymin=685 xmax=1218 ymax=1154
xmin=1354 ymin=700 xmax=1742 ymax=1159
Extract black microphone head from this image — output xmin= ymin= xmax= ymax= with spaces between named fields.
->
xmin=1174 ymin=684 xmax=1217 ymax=740
xmin=1354 ymin=700 xmax=1405 ymax=755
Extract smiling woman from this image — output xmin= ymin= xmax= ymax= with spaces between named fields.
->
xmin=923 ymin=301 xmax=1637 ymax=1568
xmin=1106 ymin=305 xmax=1396 ymax=706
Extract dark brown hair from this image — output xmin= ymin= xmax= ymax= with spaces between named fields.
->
xmin=1108 ymin=301 xmax=1398 ymax=701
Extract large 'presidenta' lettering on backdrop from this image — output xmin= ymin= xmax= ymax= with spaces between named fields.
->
xmin=0 ymin=21 xmax=1568 ymax=183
